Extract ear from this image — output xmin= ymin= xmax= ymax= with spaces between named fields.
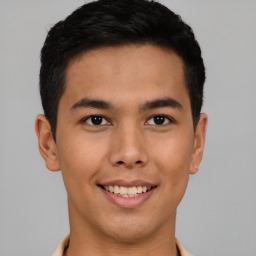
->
xmin=190 ymin=113 xmax=208 ymax=174
xmin=35 ymin=114 xmax=60 ymax=171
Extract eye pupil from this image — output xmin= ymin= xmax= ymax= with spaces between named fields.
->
xmin=91 ymin=116 xmax=102 ymax=125
xmin=154 ymin=116 xmax=165 ymax=125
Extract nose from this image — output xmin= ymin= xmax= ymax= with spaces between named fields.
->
xmin=109 ymin=125 xmax=149 ymax=169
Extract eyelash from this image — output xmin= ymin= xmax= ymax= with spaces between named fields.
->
xmin=145 ymin=115 xmax=174 ymax=126
xmin=80 ymin=115 xmax=175 ymax=126
xmin=81 ymin=115 xmax=111 ymax=126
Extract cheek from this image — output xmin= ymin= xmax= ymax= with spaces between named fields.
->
xmin=149 ymin=130 xmax=194 ymax=196
xmin=150 ymin=131 xmax=194 ymax=171
xmin=56 ymin=132 xmax=109 ymax=189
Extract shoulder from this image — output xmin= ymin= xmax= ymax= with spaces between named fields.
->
xmin=175 ymin=238 xmax=194 ymax=256
xmin=52 ymin=234 xmax=70 ymax=256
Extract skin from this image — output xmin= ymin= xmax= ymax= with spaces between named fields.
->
xmin=35 ymin=44 xmax=207 ymax=256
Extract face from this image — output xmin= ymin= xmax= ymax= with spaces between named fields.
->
xmin=36 ymin=44 xmax=207 ymax=243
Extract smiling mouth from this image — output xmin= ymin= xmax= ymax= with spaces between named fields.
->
xmin=98 ymin=185 xmax=156 ymax=198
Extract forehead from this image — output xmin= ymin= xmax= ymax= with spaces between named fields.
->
xmin=61 ymin=44 xmax=190 ymax=111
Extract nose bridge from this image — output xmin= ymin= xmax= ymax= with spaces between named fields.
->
xmin=109 ymin=122 xmax=148 ymax=168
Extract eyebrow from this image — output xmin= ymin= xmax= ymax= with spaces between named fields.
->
xmin=139 ymin=97 xmax=183 ymax=112
xmin=71 ymin=97 xmax=183 ymax=111
xmin=71 ymin=98 xmax=114 ymax=110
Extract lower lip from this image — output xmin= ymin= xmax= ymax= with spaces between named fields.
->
xmin=99 ymin=187 xmax=156 ymax=208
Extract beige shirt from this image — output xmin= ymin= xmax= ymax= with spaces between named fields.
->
xmin=52 ymin=234 xmax=193 ymax=256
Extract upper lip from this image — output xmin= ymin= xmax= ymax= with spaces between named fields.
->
xmin=99 ymin=179 xmax=156 ymax=187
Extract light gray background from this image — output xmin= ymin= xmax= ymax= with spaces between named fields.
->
xmin=0 ymin=0 xmax=255 ymax=255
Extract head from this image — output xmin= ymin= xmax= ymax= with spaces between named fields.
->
xmin=36 ymin=0 xmax=207 ymax=248
xmin=39 ymin=0 xmax=205 ymax=140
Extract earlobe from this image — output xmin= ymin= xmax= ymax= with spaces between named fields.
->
xmin=35 ymin=114 xmax=60 ymax=171
xmin=190 ymin=113 xmax=208 ymax=175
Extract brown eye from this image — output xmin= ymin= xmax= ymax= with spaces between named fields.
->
xmin=147 ymin=115 xmax=172 ymax=126
xmin=90 ymin=116 xmax=103 ymax=125
xmin=83 ymin=115 xmax=110 ymax=126
xmin=153 ymin=116 xmax=166 ymax=125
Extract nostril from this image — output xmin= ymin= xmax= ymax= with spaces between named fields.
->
xmin=116 ymin=160 xmax=143 ymax=165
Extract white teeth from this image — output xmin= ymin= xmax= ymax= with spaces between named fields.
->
xmin=119 ymin=186 xmax=128 ymax=194
xmin=114 ymin=185 xmax=120 ymax=194
xmin=137 ymin=186 xmax=143 ymax=193
xmin=128 ymin=187 xmax=137 ymax=196
xmin=103 ymin=185 xmax=152 ymax=197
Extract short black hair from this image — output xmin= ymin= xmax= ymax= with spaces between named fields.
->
xmin=40 ymin=0 xmax=205 ymax=140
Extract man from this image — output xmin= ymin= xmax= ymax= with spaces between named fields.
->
xmin=35 ymin=0 xmax=207 ymax=255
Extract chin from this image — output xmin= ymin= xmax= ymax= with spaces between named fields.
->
xmin=99 ymin=215 xmax=158 ymax=243
xmin=106 ymin=227 xmax=150 ymax=243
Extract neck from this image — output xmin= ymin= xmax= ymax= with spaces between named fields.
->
xmin=63 ymin=199 xmax=179 ymax=256
xmin=65 ymin=209 xmax=179 ymax=256
xmin=65 ymin=235 xmax=179 ymax=256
